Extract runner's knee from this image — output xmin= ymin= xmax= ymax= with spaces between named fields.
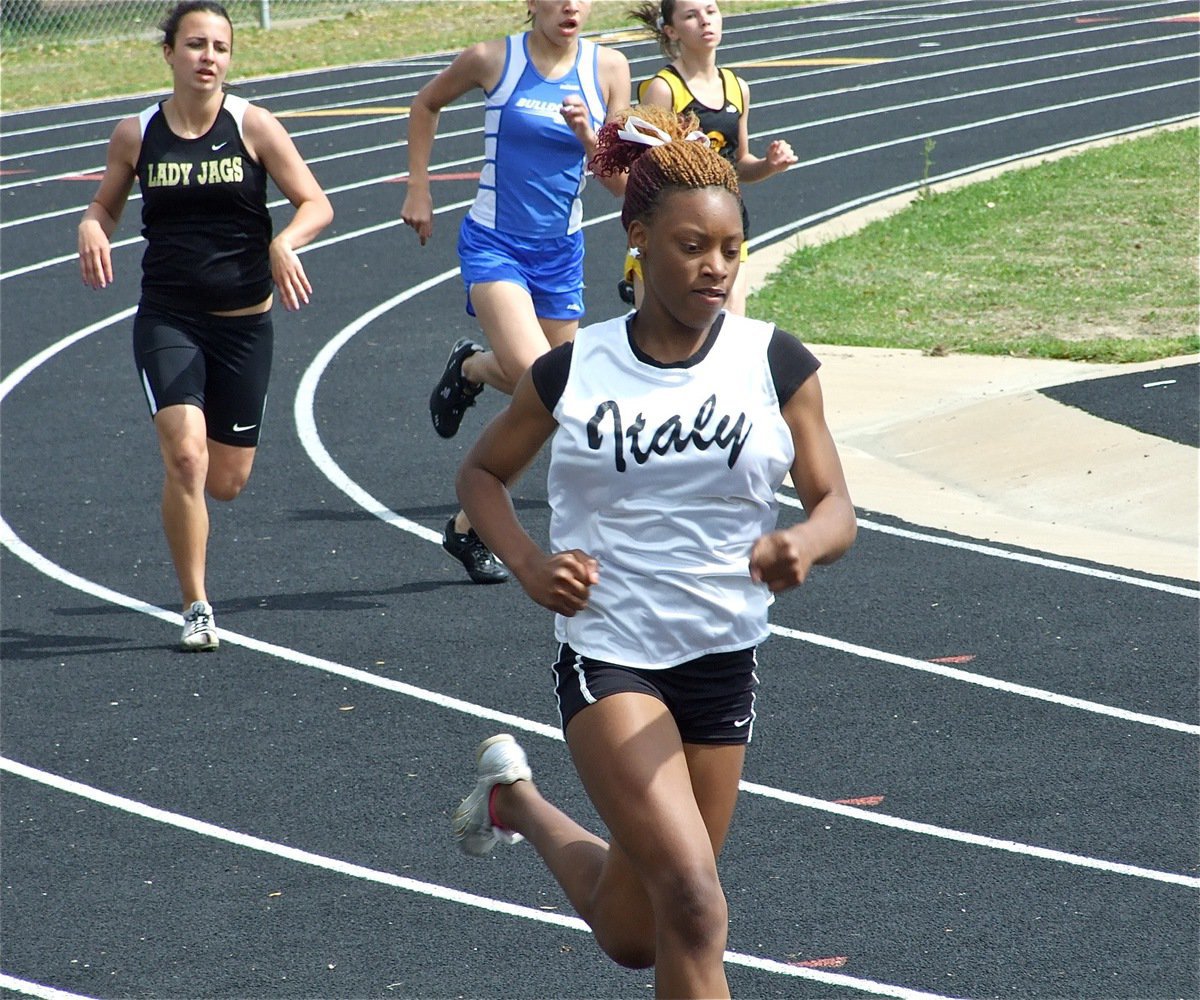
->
xmin=651 ymin=865 xmax=728 ymax=956
xmin=162 ymin=438 xmax=207 ymax=492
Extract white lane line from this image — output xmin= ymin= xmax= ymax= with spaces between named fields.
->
xmin=0 ymin=974 xmax=95 ymax=1000
xmin=741 ymin=778 xmax=1200 ymax=889
xmin=0 ymin=516 xmax=560 ymax=741
xmin=746 ymin=111 xmax=1197 ymax=246
xmin=8 ymin=88 xmax=1193 ymax=280
xmin=7 ymin=28 xmax=1191 ymax=221
xmin=1 ymin=517 xmax=1193 ymax=888
xmin=0 ymin=305 xmax=137 ymax=388
xmin=5 ymin=6 xmax=1190 ymax=203
xmin=763 ymin=76 xmax=1199 ymax=178
xmin=0 ymin=147 xmax=489 ymax=277
xmin=0 ymin=0 xmax=1027 ymax=138
xmin=777 ymin=495 xmax=1199 ymax=599
xmin=294 ymin=264 xmax=463 ymax=545
xmin=2 ymin=189 xmax=1193 ymax=893
xmin=747 ymin=49 xmax=1194 ymax=133
xmin=0 ymin=757 xmax=967 ymax=1000
xmin=7 ymin=56 xmax=1188 ymax=242
xmin=289 ymin=265 xmax=1199 ymax=738
xmin=770 ymin=624 xmax=1199 ymax=736
xmin=6 ymin=23 xmax=1183 ymax=170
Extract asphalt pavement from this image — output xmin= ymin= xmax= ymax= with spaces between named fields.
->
xmin=2 ymin=3 xmax=1198 ymax=998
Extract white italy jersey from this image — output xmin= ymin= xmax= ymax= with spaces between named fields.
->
xmin=546 ymin=313 xmax=798 ymax=668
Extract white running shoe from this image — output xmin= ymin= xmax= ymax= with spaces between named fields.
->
xmin=452 ymin=733 xmax=531 ymax=856
xmin=180 ymin=600 xmax=219 ymax=652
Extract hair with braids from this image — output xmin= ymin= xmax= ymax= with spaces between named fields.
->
xmin=628 ymin=0 xmax=678 ymax=56
xmin=159 ymin=1 xmax=232 ymax=47
xmin=590 ymin=104 xmax=740 ymax=232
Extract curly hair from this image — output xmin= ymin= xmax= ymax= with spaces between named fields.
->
xmin=589 ymin=104 xmax=740 ymax=232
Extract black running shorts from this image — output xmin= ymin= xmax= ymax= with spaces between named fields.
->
xmin=133 ymin=303 xmax=273 ymax=447
xmin=552 ymin=643 xmax=759 ymax=745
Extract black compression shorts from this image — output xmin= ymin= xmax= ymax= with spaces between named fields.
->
xmin=133 ymin=302 xmax=273 ymax=447
xmin=552 ymin=642 xmax=759 ymax=745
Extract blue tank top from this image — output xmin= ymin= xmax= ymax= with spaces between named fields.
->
xmin=468 ymin=34 xmax=606 ymax=238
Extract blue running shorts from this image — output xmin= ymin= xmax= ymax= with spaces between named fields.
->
xmin=457 ymin=216 xmax=585 ymax=322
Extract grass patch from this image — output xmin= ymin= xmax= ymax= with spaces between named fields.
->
xmin=750 ymin=126 xmax=1200 ymax=364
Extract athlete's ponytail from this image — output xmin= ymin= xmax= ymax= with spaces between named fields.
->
xmin=628 ymin=0 xmax=678 ymax=56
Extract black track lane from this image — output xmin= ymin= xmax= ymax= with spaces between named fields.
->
xmin=2 ymin=4 xmax=1197 ymax=998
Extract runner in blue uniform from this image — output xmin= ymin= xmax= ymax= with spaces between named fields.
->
xmin=78 ymin=0 xmax=332 ymax=650
xmin=450 ymin=104 xmax=855 ymax=997
xmin=401 ymin=0 xmax=630 ymax=584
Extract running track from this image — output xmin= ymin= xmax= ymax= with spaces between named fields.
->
xmin=2 ymin=2 xmax=1198 ymax=998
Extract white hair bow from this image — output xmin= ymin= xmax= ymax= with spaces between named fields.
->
xmin=616 ymin=115 xmax=709 ymax=148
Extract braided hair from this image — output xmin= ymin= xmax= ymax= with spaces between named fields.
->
xmin=590 ymin=104 xmax=740 ymax=233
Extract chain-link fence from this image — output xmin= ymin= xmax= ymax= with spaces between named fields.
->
xmin=0 ymin=0 xmax=381 ymax=47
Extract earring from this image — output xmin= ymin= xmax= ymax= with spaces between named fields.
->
xmin=628 ymin=246 xmax=641 ymax=259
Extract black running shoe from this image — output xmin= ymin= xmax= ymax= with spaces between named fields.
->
xmin=442 ymin=517 xmax=510 ymax=584
xmin=430 ymin=337 xmax=485 ymax=439
xmin=617 ymin=279 xmax=636 ymax=306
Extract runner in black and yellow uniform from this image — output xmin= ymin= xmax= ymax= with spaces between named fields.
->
xmin=622 ymin=0 xmax=797 ymax=314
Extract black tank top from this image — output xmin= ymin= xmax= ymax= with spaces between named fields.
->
xmin=136 ymin=94 xmax=273 ymax=312
xmin=637 ymin=65 xmax=744 ymax=165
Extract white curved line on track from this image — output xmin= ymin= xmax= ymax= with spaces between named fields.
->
xmin=0 ymin=0 xmax=1069 ymax=135
xmin=776 ymin=496 xmax=1199 ymax=600
xmin=0 ymin=759 xmax=968 ymax=1000
xmin=7 ymin=35 xmax=1190 ymax=233
xmin=2 ymin=213 xmax=1195 ymax=891
xmin=1 ymin=131 xmax=485 ymax=238
xmin=0 ymin=973 xmax=94 ymax=1000
xmin=4 ymin=12 xmax=1193 ymax=213
xmin=4 ymin=0 xmax=1194 ymax=210
xmin=746 ymin=112 xmax=1198 ymax=249
xmin=770 ymin=623 xmax=1199 ymax=735
xmin=2 ymin=501 xmax=1195 ymax=889
xmin=5 ymin=14 xmax=1188 ymax=170
xmin=4 ymin=10 xmax=1196 ymax=995
xmin=6 ymin=90 xmax=1195 ymax=284
xmin=288 ymin=256 xmax=1200 ymax=736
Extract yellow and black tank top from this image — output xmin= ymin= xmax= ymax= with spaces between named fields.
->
xmin=136 ymin=94 xmax=273 ymax=312
xmin=637 ymin=65 xmax=744 ymax=165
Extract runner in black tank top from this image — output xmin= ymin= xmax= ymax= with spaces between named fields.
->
xmin=77 ymin=0 xmax=332 ymax=652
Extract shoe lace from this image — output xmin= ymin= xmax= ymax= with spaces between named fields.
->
xmin=185 ymin=607 xmax=214 ymax=635
xmin=464 ymin=530 xmax=496 ymax=565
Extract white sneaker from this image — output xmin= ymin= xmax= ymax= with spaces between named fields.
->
xmin=452 ymin=733 xmax=531 ymax=856
xmin=180 ymin=600 xmax=219 ymax=652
